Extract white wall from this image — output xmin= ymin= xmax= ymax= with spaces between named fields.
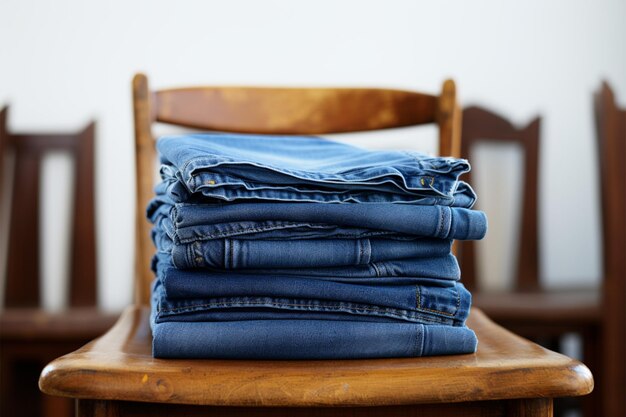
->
xmin=0 ymin=0 xmax=624 ymax=310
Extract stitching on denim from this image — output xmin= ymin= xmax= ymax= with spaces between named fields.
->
xmin=358 ymin=239 xmax=363 ymax=265
xmin=437 ymin=206 xmax=444 ymax=238
xmin=371 ymin=262 xmax=382 ymax=277
xmin=229 ymin=238 xmax=234 ymax=269
xmin=174 ymin=222 xmax=376 ymax=244
xmin=159 ymin=301 xmax=454 ymax=325
xmin=415 ymin=285 xmax=456 ymax=317
xmin=158 ymin=298 xmax=458 ymax=323
xmin=194 ymin=241 xmax=204 ymax=267
xmin=416 ymin=285 xmax=421 ymax=309
xmin=175 ymin=224 xmax=399 ymax=244
xmin=184 ymin=243 xmax=192 ymax=268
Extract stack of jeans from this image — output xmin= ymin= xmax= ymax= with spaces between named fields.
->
xmin=148 ymin=134 xmax=487 ymax=359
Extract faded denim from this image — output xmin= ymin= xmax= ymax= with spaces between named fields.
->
xmin=147 ymin=199 xmax=488 ymax=243
xmin=156 ymin=133 xmax=477 ymax=207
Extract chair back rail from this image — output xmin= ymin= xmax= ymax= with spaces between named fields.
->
xmin=132 ymin=74 xmax=462 ymax=305
xmin=458 ymin=106 xmax=540 ymax=292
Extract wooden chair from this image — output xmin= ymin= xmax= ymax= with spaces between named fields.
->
xmin=38 ymin=74 xmax=592 ymax=417
xmin=457 ymin=102 xmax=624 ymax=417
xmin=0 ymin=106 xmax=118 ymax=417
xmin=594 ymin=81 xmax=626 ymax=417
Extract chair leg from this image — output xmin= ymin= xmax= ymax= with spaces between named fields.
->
xmin=76 ymin=400 xmax=119 ymax=417
xmin=581 ymin=326 xmax=602 ymax=417
xmin=508 ymin=398 xmax=553 ymax=417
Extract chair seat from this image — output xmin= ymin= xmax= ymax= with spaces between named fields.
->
xmin=473 ymin=287 xmax=601 ymax=324
xmin=38 ymin=306 xmax=592 ymax=407
xmin=0 ymin=308 xmax=119 ymax=341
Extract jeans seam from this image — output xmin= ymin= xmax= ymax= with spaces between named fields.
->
xmin=363 ymin=239 xmax=371 ymax=264
xmin=158 ymin=299 xmax=457 ymax=325
xmin=415 ymin=285 xmax=456 ymax=317
xmin=229 ymin=239 xmax=234 ymax=269
xmin=174 ymin=224 xmax=400 ymax=244
xmin=437 ymin=206 xmax=444 ymax=238
xmin=358 ymin=239 xmax=364 ymax=265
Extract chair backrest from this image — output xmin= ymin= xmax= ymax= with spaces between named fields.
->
xmin=457 ymin=106 xmax=541 ymax=292
xmin=594 ymin=81 xmax=626 ymax=417
xmin=132 ymin=73 xmax=462 ymax=305
xmin=1 ymin=106 xmax=97 ymax=308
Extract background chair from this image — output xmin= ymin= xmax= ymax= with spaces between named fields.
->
xmin=457 ymin=100 xmax=625 ymax=417
xmin=38 ymin=74 xmax=592 ymax=417
xmin=0 ymin=106 xmax=118 ymax=417
xmin=594 ymin=81 xmax=626 ymax=417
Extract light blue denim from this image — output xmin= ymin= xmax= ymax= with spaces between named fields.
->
xmin=156 ymin=133 xmax=477 ymax=207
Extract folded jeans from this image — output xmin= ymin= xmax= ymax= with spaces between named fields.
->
xmin=156 ymin=133 xmax=476 ymax=207
xmin=147 ymin=199 xmax=488 ymax=243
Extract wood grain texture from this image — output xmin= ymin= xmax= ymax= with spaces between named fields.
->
xmin=155 ymin=87 xmax=438 ymax=134
xmin=132 ymin=73 xmax=461 ymax=305
xmin=39 ymin=307 xmax=593 ymax=407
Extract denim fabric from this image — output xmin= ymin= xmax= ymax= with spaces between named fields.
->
xmin=151 ymin=318 xmax=478 ymax=359
xmin=156 ymin=133 xmax=477 ymax=207
xmin=151 ymin=234 xmax=461 ymax=280
xmin=147 ymin=133 xmax=485 ymax=359
xmin=169 ymin=237 xmax=452 ymax=270
xmin=147 ymin=199 xmax=488 ymax=243
xmin=152 ymin=262 xmax=471 ymax=326
xmin=151 ymin=281 xmax=477 ymax=359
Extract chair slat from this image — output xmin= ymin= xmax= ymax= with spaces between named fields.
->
xmin=155 ymin=87 xmax=438 ymax=134
xmin=458 ymin=106 xmax=541 ymax=292
xmin=5 ymin=146 xmax=41 ymax=307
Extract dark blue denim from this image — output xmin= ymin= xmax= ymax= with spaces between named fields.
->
xmin=152 ymin=259 xmax=471 ymax=327
xmin=156 ymin=133 xmax=477 ymax=207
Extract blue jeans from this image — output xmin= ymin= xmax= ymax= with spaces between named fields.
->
xmin=151 ymin=232 xmax=461 ymax=280
xmin=152 ymin=259 xmax=471 ymax=326
xmin=147 ymin=133 xmax=484 ymax=359
xmin=156 ymin=133 xmax=477 ymax=207
xmin=150 ymin=279 xmax=477 ymax=359
xmin=147 ymin=199 xmax=488 ymax=243
xmin=151 ymin=317 xmax=478 ymax=359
